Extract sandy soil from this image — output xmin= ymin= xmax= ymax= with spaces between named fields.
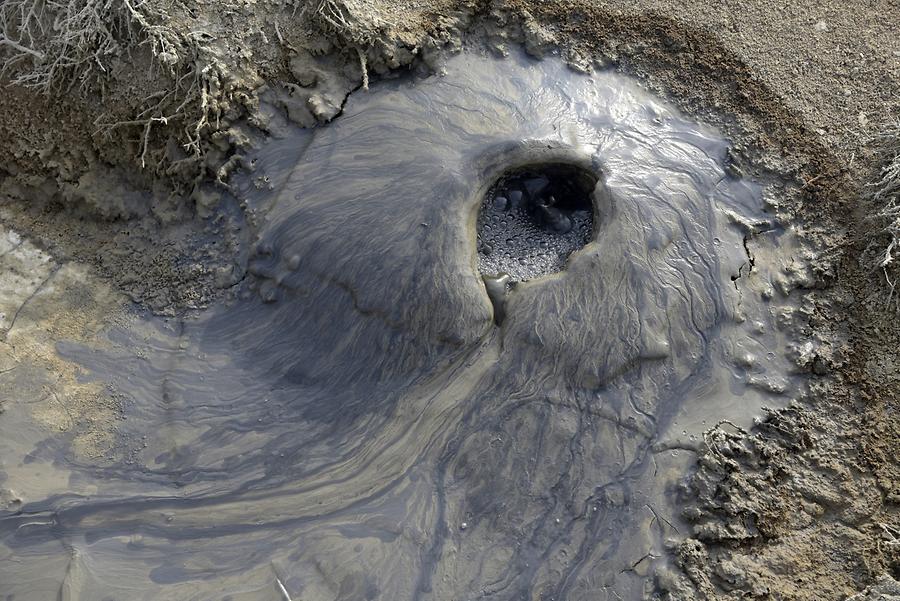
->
xmin=0 ymin=0 xmax=898 ymax=599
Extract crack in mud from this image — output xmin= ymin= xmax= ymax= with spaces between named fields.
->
xmin=742 ymin=234 xmax=757 ymax=275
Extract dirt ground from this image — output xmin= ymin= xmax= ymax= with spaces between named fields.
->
xmin=0 ymin=0 xmax=898 ymax=599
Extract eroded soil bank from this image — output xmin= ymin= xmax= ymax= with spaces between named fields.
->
xmin=0 ymin=1 xmax=898 ymax=600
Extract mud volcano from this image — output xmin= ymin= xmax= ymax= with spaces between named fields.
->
xmin=0 ymin=51 xmax=796 ymax=600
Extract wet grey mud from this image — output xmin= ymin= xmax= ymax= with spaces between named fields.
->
xmin=0 ymin=51 xmax=799 ymax=600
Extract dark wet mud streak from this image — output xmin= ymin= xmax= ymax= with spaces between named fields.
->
xmin=0 ymin=52 xmax=796 ymax=600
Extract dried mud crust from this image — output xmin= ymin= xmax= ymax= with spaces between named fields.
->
xmin=659 ymin=394 xmax=900 ymax=599
xmin=0 ymin=0 xmax=899 ymax=599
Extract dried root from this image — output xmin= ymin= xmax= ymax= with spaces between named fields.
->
xmin=95 ymin=57 xmax=226 ymax=171
xmin=357 ymin=46 xmax=368 ymax=90
xmin=0 ymin=0 xmax=181 ymax=94
xmin=308 ymin=0 xmax=390 ymax=55
xmin=868 ymin=119 xmax=900 ymax=298
xmin=0 ymin=0 xmax=233 ymax=173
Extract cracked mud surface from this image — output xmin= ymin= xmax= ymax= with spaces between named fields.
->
xmin=0 ymin=0 xmax=898 ymax=599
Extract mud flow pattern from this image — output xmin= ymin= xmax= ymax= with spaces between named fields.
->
xmin=477 ymin=163 xmax=596 ymax=281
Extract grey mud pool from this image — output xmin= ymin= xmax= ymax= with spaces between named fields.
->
xmin=0 ymin=51 xmax=801 ymax=600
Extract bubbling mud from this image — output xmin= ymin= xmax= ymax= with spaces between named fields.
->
xmin=477 ymin=162 xmax=597 ymax=281
xmin=0 ymin=51 xmax=799 ymax=601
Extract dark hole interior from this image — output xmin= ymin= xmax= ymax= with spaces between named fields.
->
xmin=490 ymin=163 xmax=598 ymax=229
xmin=477 ymin=162 xmax=598 ymax=282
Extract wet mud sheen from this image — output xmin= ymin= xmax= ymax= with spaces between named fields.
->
xmin=0 ymin=52 xmax=794 ymax=600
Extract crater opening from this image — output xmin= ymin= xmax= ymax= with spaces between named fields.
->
xmin=476 ymin=162 xmax=598 ymax=282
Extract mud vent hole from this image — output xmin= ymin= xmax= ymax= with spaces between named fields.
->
xmin=477 ymin=163 xmax=597 ymax=281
